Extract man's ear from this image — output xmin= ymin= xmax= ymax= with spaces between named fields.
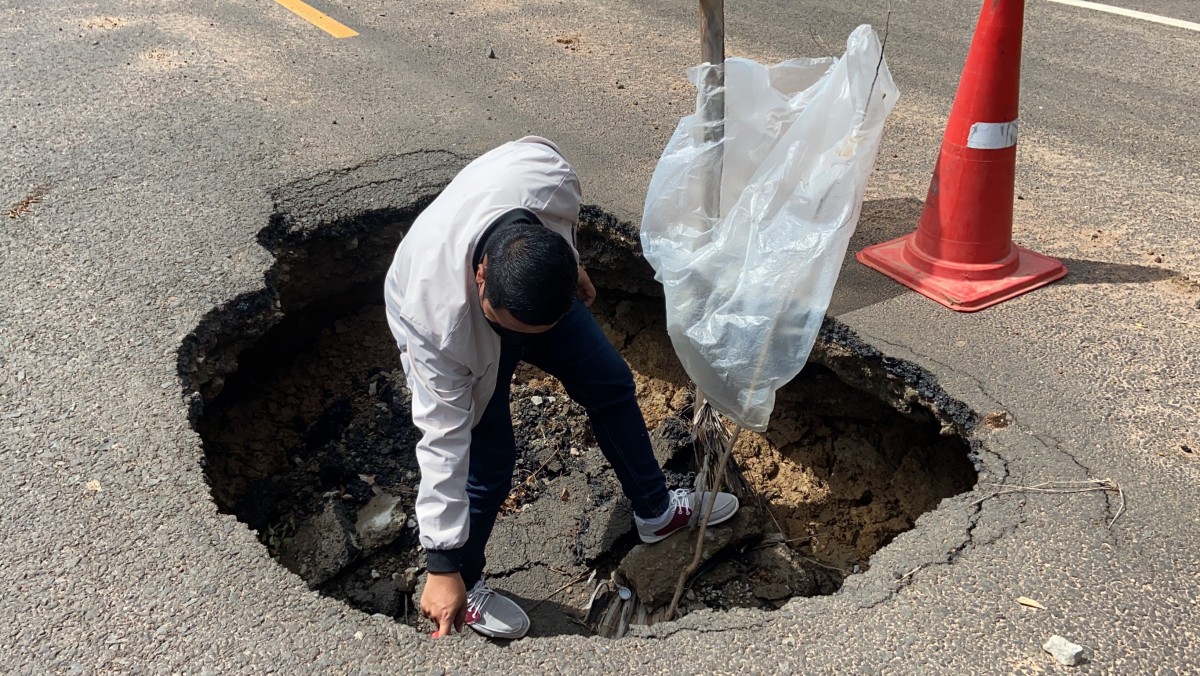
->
xmin=475 ymin=256 xmax=487 ymax=288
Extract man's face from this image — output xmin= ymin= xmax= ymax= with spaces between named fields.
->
xmin=476 ymin=259 xmax=557 ymax=334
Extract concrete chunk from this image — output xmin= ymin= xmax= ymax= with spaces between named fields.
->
xmin=1043 ymin=635 xmax=1087 ymax=666
xmin=618 ymin=499 xmax=763 ymax=608
xmin=354 ymin=492 xmax=407 ymax=552
xmin=280 ymin=500 xmax=360 ymax=586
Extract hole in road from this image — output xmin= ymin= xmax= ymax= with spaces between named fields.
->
xmin=181 ymin=199 xmax=979 ymax=639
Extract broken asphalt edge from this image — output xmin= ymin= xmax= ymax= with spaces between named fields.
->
xmin=175 ymin=154 xmax=1020 ymax=641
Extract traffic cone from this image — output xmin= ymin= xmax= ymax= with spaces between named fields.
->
xmin=857 ymin=0 xmax=1066 ymax=312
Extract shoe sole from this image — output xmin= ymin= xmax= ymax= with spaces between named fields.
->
xmin=637 ymin=495 xmax=740 ymax=544
xmin=467 ymin=616 xmax=531 ymax=640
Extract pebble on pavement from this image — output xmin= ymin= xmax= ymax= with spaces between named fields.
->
xmin=1043 ymin=635 xmax=1087 ymax=667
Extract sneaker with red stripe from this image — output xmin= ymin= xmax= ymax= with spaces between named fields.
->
xmin=464 ymin=578 xmax=530 ymax=640
xmin=635 ymin=488 xmax=739 ymax=544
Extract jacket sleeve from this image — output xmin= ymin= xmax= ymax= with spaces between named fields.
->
xmin=395 ymin=316 xmax=475 ymax=574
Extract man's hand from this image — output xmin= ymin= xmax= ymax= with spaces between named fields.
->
xmin=577 ymin=265 xmax=597 ymax=308
xmin=421 ymin=572 xmax=467 ymax=638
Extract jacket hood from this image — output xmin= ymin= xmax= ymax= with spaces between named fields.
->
xmin=488 ymin=136 xmax=581 ymax=232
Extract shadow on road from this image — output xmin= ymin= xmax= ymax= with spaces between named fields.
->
xmin=830 ymin=197 xmax=922 ymax=316
xmin=1054 ymin=257 xmax=1177 ymax=286
xmin=830 ymin=197 xmax=1181 ymax=315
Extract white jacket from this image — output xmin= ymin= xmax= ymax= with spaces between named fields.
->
xmin=383 ymin=137 xmax=581 ymax=558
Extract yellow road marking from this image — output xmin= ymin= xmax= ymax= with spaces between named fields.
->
xmin=275 ymin=0 xmax=358 ymax=38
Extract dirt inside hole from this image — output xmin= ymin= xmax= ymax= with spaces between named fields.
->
xmin=185 ymin=205 xmax=978 ymax=639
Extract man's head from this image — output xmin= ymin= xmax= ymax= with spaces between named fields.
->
xmin=476 ymin=222 xmax=577 ymax=333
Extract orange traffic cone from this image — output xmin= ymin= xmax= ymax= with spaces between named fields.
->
xmin=857 ymin=0 xmax=1066 ymax=312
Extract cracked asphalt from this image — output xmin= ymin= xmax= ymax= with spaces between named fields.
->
xmin=2 ymin=0 xmax=1198 ymax=673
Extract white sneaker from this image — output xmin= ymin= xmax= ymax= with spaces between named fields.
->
xmin=464 ymin=578 xmax=530 ymax=640
xmin=634 ymin=488 xmax=740 ymax=544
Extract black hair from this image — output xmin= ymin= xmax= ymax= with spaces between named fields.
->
xmin=483 ymin=222 xmax=577 ymax=326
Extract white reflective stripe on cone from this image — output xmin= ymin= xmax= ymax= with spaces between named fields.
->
xmin=967 ymin=120 xmax=1019 ymax=150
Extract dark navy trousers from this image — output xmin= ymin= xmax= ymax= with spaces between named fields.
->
xmin=457 ymin=300 xmax=669 ymax=587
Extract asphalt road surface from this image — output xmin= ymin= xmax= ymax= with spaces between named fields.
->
xmin=2 ymin=0 xmax=1198 ymax=672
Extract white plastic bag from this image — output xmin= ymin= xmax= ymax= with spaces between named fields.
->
xmin=640 ymin=25 xmax=899 ymax=432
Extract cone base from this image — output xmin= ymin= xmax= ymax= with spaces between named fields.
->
xmin=856 ymin=234 xmax=1068 ymax=312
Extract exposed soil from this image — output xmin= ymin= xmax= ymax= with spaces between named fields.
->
xmin=735 ymin=373 xmax=975 ymax=571
xmin=185 ymin=203 xmax=979 ymax=638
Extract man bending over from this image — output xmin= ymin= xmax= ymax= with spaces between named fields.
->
xmin=384 ymin=136 xmax=739 ymax=640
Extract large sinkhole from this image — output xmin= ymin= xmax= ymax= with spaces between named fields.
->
xmin=180 ymin=198 xmax=979 ymax=639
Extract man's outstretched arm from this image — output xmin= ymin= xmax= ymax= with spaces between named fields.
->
xmin=398 ymin=318 xmax=476 ymax=637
